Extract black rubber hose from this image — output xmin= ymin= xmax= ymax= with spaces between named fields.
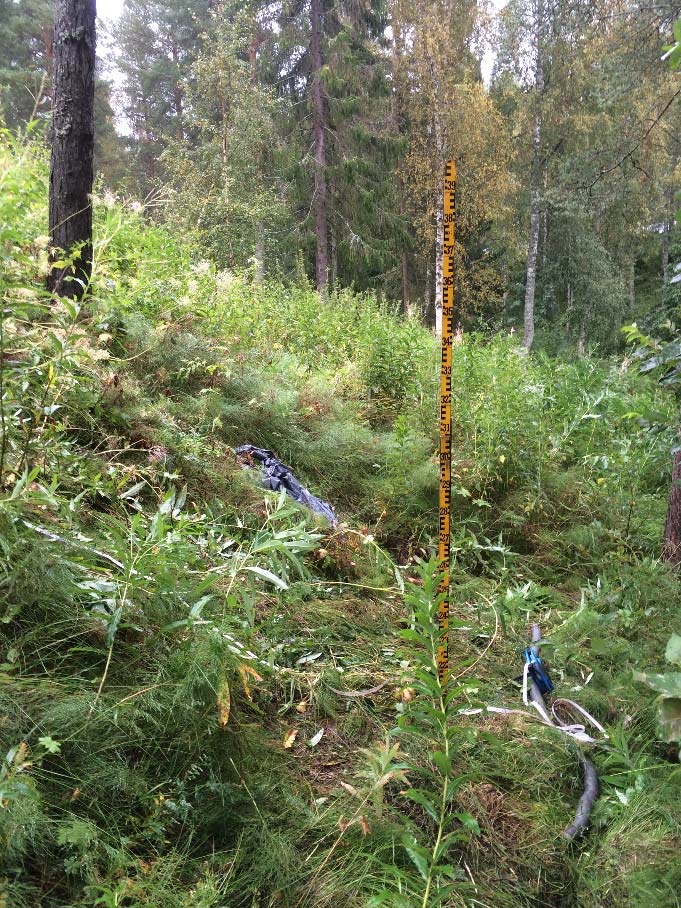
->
xmin=529 ymin=624 xmax=599 ymax=840
xmin=564 ymin=751 xmax=599 ymax=840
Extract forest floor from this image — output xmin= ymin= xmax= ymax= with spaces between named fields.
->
xmin=2 ymin=137 xmax=681 ymax=908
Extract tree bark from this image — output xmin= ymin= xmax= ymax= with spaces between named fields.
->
xmin=431 ymin=64 xmax=444 ymax=338
xmin=576 ymin=321 xmax=586 ymax=357
xmin=171 ymin=43 xmax=184 ymax=142
xmin=254 ymin=227 xmax=265 ymax=284
xmin=628 ymin=256 xmax=636 ymax=315
xmin=662 ymin=182 xmax=674 ymax=283
xmin=435 ymin=198 xmax=444 ymax=336
xmin=330 ymin=224 xmax=338 ymax=287
xmin=424 ymin=261 xmax=431 ymax=321
xmin=523 ymin=0 xmax=544 ymax=352
xmin=401 ymin=250 xmax=410 ymax=315
xmin=663 ymin=444 xmax=681 ymax=566
xmin=310 ymin=0 xmax=329 ymax=294
xmin=249 ymin=23 xmax=266 ymax=82
xmin=48 ymin=0 xmax=96 ymax=299
xmin=392 ymin=19 xmax=410 ymax=317
xmin=220 ymin=94 xmax=227 ymax=163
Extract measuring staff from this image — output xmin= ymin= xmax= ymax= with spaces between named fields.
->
xmin=437 ymin=160 xmax=456 ymax=682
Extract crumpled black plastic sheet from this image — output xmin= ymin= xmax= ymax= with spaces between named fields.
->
xmin=235 ymin=445 xmax=338 ymax=526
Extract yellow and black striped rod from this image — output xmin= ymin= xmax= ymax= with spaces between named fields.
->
xmin=437 ymin=160 xmax=456 ymax=682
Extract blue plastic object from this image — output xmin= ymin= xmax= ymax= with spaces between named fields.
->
xmin=523 ymin=648 xmax=554 ymax=696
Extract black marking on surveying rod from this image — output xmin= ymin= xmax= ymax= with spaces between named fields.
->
xmin=438 ymin=160 xmax=456 ymax=681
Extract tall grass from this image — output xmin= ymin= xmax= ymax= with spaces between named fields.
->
xmin=1 ymin=133 xmax=680 ymax=908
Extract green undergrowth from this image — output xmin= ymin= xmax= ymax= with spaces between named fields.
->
xmin=2 ymin=133 xmax=681 ymax=907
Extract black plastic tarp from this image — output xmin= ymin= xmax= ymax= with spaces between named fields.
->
xmin=235 ymin=445 xmax=338 ymax=526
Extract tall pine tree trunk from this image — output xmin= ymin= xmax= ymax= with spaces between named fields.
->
xmin=664 ymin=444 xmax=681 ymax=566
xmin=310 ymin=0 xmax=329 ymax=293
xmin=523 ymin=0 xmax=544 ymax=352
xmin=48 ymin=0 xmax=96 ymax=299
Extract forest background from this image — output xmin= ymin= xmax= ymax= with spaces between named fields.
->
xmin=3 ymin=3 xmax=681 ymax=908
xmin=2 ymin=0 xmax=680 ymax=350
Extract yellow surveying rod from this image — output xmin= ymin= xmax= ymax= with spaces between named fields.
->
xmin=437 ymin=160 xmax=456 ymax=682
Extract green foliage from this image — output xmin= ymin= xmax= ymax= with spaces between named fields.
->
xmin=112 ymin=0 xmax=212 ymax=195
xmin=636 ymin=634 xmax=681 ymax=751
xmin=0 ymin=0 xmax=52 ymax=127
xmin=2 ymin=131 xmax=681 ymax=908
xmin=364 ymin=560 xmax=479 ymax=908
xmin=662 ymin=18 xmax=681 ymax=70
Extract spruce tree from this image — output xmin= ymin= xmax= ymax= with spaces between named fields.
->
xmin=273 ymin=0 xmax=405 ymax=293
xmin=0 ymin=0 xmax=124 ymax=188
xmin=114 ymin=0 xmax=211 ymax=194
xmin=0 ymin=0 xmax=53 ymax=127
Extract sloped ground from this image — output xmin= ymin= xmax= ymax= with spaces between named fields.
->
xmin=1 ymin=136 xmax=681 ymax=907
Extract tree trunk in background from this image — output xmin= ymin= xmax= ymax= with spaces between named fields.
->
xmin=171 ymin=44 xmax=184 ymax=142
xmin=48 ymin=0 xmax=96 ymax=299
xmin=541 ymin=170 xmax=554 ymax=317
xmin=310 ymin=0 xmax=328 ymax=294
xmin=392 ymin=20 xmax=410 ymax=317
xmin=254 ymin=228 xmax=265 ymax=284
xmin=330 ymin=225 xmax=338 ymax=287
xmin=663 ymin=444 xmax=681 ymax=566
xmin=523 ymin=0 xmax=544 ymax=352
xmin=424 ymin=262 xmax=431 ymax=320
xmin=576 ymin=321 xmax=586 ymax=356
xmin=435 ymin=195 xmax=444 ymax=336
xmin=628 ymin=257 xmax=636 ymax=314
xmin=432 ymin=65 xmax=444 ymax=337
xmin=523 ymin=146 xmax=541 ymax=350
xmin=401 ymin=250 xmax=410 ymax=315
xmin=220 ymin=95 xmax=227 ymax=163
xmin=249 ymin=22 xmax=266 ymax=78
xmin=662 ymin=182 xmax=674 ymax=283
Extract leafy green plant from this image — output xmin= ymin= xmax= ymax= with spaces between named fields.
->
xmin=215 ymin=491 xmax=322 ymax=627
xmin=662 ymin=18 xmax=681 ymax=70
xmin=2 ymin=128 xmax=681 ymax=908
xmin=635 ymin=633 xmax=681 ymax=754
xmin=365 ymin=560 xmax=479 ymax=908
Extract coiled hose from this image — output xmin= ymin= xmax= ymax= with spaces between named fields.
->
xmin=529 ymin=625 xmax=599 ymax=839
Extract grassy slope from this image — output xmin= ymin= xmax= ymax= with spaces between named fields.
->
xmin=1 ymin=135 xmax=681 ymax=908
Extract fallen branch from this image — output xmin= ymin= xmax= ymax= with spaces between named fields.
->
xmin=21 ymin=519 xmax=126 ymax=571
